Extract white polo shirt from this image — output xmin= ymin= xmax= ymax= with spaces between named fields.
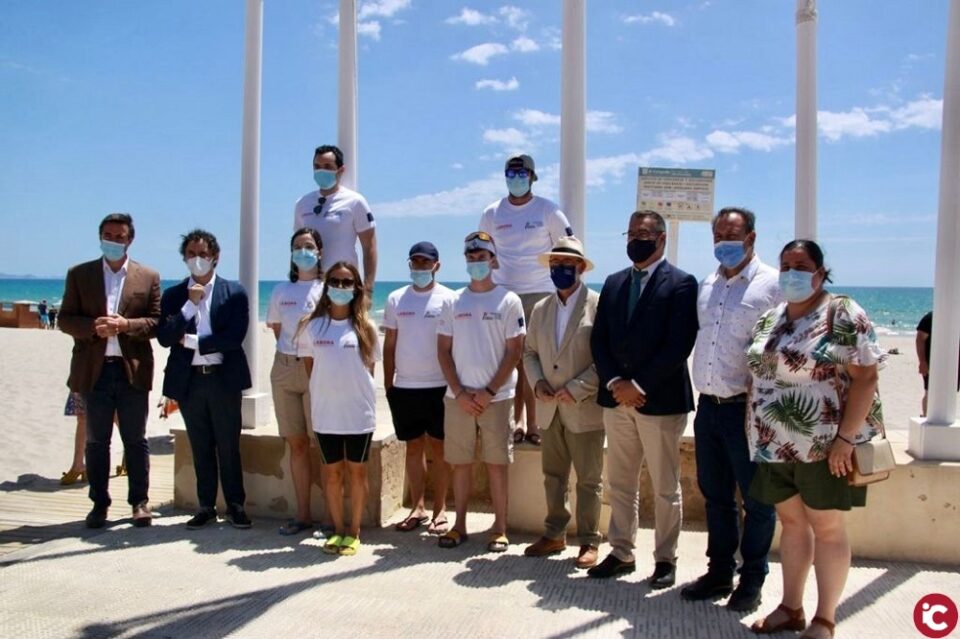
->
xmin=382 ymin=283 xmax=456 ymax=388
xmin=293 ymin=186 xmax=375 ymax=271
xmin=266 ymin=279 xmax=324 ymax=357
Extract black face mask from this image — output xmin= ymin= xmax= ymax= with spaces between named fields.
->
xmin=627 ymin=239 xmax=658 ymax=264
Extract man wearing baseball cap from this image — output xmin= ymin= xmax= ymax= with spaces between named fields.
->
xmin=383 ymin=242 xmax=456 ymax=535
xmin=522 ymin=236 xmax=604 ymax=569
xmin=479 ymin=154 xmax=575 ymax=448
xmin=436 ymin=231 xmax=525 ymax=552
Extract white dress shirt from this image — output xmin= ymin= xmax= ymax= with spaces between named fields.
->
xmin=693 ymin=255 xmax=781 ymax=398
xmin=179 ymin=274 xmax=224 ymax=366
xmin=102 ymin=258 xmax=128 ymax=358
xmin=554 ymin=282 xmax=584 ymax=350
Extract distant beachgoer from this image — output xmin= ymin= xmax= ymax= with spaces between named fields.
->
xmin=38 ymin=299 xmax=50 ymax=328
xmin=479 ymin=154 xmax=574 ymax=447
xmin=267 ymin=228 xmax=324 ymax=536
xmin=915 ymin=310 xmax=960 ymax=416
xmin=293 ymin=144 xmax=377 ymax=303
xmin=304 ymin=261 xmax=381 ymax=556
xmin=48 ymin=306 xmax=58 ymax=329
xmin=747 ymin=239 xmax=884 ymax=639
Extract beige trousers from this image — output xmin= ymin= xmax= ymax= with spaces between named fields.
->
xmin=603 ymin=406 xmax=686 ymax=563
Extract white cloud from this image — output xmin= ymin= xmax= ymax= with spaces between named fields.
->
xmin=499 ymin=6 xmax=530 ymax=31
xmin=511 ymin=36 xmax=539 ymax=52
xmin=482 ymin=127 xmax=531 ymax=150
xmin=817 ymin=108 xmax=892 ymax=141
xmin=640 ymin=135 xmax=714 ymax=165
xmin=358 ymin=0 xmax=410 ymax=20
xmin=446 ymin=8 xmax=497 ymax=26
xmin=706 ymin=129 xmax=792 ymax=153
xmin=624 ymin=11 xmax=676 ymax=27
xmin=778 ymin=96 xmax=942 ymax=142
xmin=512 ymin=108 xmax=623 ymax=134
xmin=450 ymin=42 xmax=510 ymax=65
xmin=889 ymin=97 xmax=942 ymax=130
xmin=475 ymin=77 xmax=520 ymax=91
xmin=586 ymin=153 xmax=644 ymax=188
xmin=513 ymin=109 xmax=561 ymax=127
xmin=357 ymin=21 xmax=382 ymax=40
xmin=452 ymin=162 xmax=465 ymax=170
xmin=586 ymin=111 xmax=624 ymax=134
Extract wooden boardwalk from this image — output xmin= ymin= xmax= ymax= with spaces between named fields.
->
xmin=0 ymin=453 xmax=174 ymax=557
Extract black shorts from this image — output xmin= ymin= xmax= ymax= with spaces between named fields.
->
xmin=315 ymin=432 xmax=373 ymax=464
xmin=386 ymin=386 xmax=446 ymax=441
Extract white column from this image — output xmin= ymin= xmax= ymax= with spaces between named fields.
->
xmin=666 ymin=220 xmax=680 ymax=264
xmin=238 ymin=0 xmax=268 ymax=428
xmin=910 ymin=0 xmax=960 ymax=460
xmin=338 ymin=0 xmax=358 ymax=190
xmin=560 ymin=0 xmax=586 ymax=242
xmin=794 ymin=0 xmax=818 ymax=240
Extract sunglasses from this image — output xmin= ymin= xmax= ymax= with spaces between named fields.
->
xmin=313 ymin=196 xmax=327 ymax=215
xmin=327 ymin=277 xmax=355 ymax=289
xmin=464 ymin=231 xmax=493 ymax=243
xmin=505 ymin=168 xmax=530 ymax=179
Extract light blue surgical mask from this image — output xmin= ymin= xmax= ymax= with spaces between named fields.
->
xmin=327 ymin=286 xmax=355 ymax=306
xmin=714 ymin=241 xmax=747 ymax=269
xmin=410 ymin=269 xmax=434 ymax=288
xmin=100 ymin=239 xmax=127 ymax=262
xmin=291 ymin=248 xmax=319 ymax=271
xmin=466 ymin=260 xmax=491 ymax=281
xmin=779 ymin=269 xmax=817 ymax=303
xmin=314 ymin=169 xmax=338 ymax=190
xmin=506 ymin=176 xmax=530 ymax=198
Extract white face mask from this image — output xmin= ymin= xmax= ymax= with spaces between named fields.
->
xmin=186 ymin=257 xmax=214 ymax=278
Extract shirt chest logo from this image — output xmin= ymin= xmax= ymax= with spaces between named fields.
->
xmin=524 ymin=221 xmax=543 ymax=230
xmin=424 ymin=310 xmax=441 ymax=318
xmin=314 ymin=339 xmax=336 ymax=346
xmin=397 ymin=311 xmax=416 ymax=317
xmin=496 ymin=223 xmax=512 ymax=230
xmin=455 ymin=312 xmax=472 ymax=319
xmin=482 ymin=311 xmax=502 ymax=321
xmin=279 ymin=300 xmax=299 ymax=307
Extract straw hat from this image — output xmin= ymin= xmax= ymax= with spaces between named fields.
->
xmin=537 ymin=236 xmax=594 ymax=272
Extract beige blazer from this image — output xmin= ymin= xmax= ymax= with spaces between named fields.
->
xmin=522 ymin=285 xmax=603 ymax=433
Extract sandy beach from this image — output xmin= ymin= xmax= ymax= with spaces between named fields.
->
xmin=0 ymin=325 xmax=937 ymax=485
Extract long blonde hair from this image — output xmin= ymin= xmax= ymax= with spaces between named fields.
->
xmin=300 ymin=261 xmax=376 ymax=366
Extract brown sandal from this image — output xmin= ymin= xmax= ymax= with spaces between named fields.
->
xmin=751 ymin=604 xmax=806 ymax=634
xmin=800 ymin=617 xmax=836 ymax=639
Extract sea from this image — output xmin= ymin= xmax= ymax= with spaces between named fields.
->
xmin=0 ymin=278 xmax=932 ymax=335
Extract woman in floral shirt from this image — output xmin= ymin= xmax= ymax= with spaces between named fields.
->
xmin=747 ymin=240 xmax=883 ymax=639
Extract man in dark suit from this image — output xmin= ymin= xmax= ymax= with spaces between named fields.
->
xmin=588 ymin=210 xmax=698 ymax=587
xmin=156 ymin=229 xmax=253 ymax=529
xmin=59 ymin=212 xmax=161 ymax=528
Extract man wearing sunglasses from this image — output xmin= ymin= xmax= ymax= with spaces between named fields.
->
xmin=479 ymin=154 xmax=574 ymax=448
xmin=293 ymin=144 xmax=378 ymax=299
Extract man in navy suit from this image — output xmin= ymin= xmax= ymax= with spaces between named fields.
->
xmin=157 ymin=229 xmax=253 ymax=530
xmin=588 ymin=211 xmax=698 ymax=588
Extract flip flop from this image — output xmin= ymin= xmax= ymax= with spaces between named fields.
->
xmin=427 ymin=517 xmax=450 ymax=536
xmin=513 ymin=428 xmax=526 ymax=444
xmin=322 ymin=534 xmax=343 ymax=554
xmin=524 ymin=432 xmax=542 ymax=446
xmin=338 ymin=536 xmax=361 ymax=556
xmin=438 ymin=529 xmax=468 ymax=548
xmin=487 ymin=534 xmax=510 ymax=553
xmin=394 ymin=514 xmax=429 ymax=532
xmin=279 ymin=519 xmax=314 ymax=536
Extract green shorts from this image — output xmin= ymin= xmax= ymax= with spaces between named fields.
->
xmin=749 ymin=459 xmax=867 ymax=511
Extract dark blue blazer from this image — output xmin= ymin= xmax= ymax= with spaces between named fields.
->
xmin=590 ymin=260 xmax=699 ymax=415
xmin=156 ymin=276 xmax=252 ymax=402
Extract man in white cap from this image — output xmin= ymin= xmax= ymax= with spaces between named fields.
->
xmin=522 ymin=236 xmax=604 ymax=569
xmin=479 ymin=154 xmax=574 ymax=447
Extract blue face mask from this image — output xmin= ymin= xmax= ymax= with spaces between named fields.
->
xmin=466 ymin=260 xmax=491 ymax=281
xmin=100 ymin=239 xmax=127 ymax=262
xmin=291 ymin=248 xmax=319 ymax=271
xmin=506 ymin=176 xmax=530 ymax=198
xmin=550 ymin=264 xmax=578 ymax=291
xmin=410 ymin=269 xmax=434 ymax=288
xmin=314 ymin=169 xmax=338 ymax=190
xmin=779 ymin=269 xmax=817 ymax=303
xmin=714 ymin=241 xmax=747 ymax=269
xmin=327 ymin=286 xmax=354 ymax=306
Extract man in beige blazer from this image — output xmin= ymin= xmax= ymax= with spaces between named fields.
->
xmin=522 ymin=236 xmax=604 ymax=569
xmin=59 ymin=213 xmax=161 ymax=529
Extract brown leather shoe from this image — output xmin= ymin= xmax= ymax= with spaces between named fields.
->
xmin=576 ymin=545 xmax=599 ymax=569
xmin=132 ymin=501 xmax=153 ymax=528
xmin=524 ymin=536 xmax=566 ymax=557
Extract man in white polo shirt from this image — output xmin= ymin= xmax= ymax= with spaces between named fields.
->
xmin=436 ymin=231 xmax=525 ymax=553
xmin=479 ymin=154 xmax=574 ymax=446
xmin=384 ymin=241 xmax=457 ymax=536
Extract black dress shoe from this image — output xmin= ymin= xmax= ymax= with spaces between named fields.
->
xmin=587 ymin=554 xmax=636 ymax=579
xmin=85 ymin=505 xmax=109 ymax=529
xmin=185 ymin=508 xmax=218 ymax=529
xmin=648 ymin=561 xmax=676 ymax=589
xmin=727 ymin=580 xmax=763 ymax=612
xmin=226 ymin=505 xmax=252 ymax=529
xmin=680 ymin=572 xmax=734 ymax=601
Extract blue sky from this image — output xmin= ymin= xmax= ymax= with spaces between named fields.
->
xmin=0 ymin=1 xmax=949 ymax=286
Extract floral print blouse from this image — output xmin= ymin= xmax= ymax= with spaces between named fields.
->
xmin=746 ymin=295 xmax=884 ymax=463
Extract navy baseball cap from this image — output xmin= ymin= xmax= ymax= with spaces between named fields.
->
xmin=408 ymin=241 xmax=439 ymax=261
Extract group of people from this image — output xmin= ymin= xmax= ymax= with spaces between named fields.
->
xmin=60 ymin=148 xmax=885 ymax=638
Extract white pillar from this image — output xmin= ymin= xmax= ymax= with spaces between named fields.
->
xmin=238 ymin=0 xmax=268 ymax=428
xmin=560 ymin=0 xmax=586 ymax=242
xmin=909 ymin=0 xmax=960 ymax=460
xmin=794 ymin=0 xmax=818 ymax=240
xmin=666 ymin=220 xmax=680 ymax=264
xmin=338 ymin=0 xmax=358 ymax=190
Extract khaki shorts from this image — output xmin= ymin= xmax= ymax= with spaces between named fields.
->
xmin=443 ymin=397 xmax=514 ymax=465
xmin=519 ymin=292 xmax=551 ymax=325
xmin=270 ymin=351 xmax=314 ymax=440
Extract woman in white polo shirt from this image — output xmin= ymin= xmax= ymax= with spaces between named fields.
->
xmin=304 ymin=261 xmax=381 ymax=556
xmin=267 ymin=228 xmax=324 ymax=536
